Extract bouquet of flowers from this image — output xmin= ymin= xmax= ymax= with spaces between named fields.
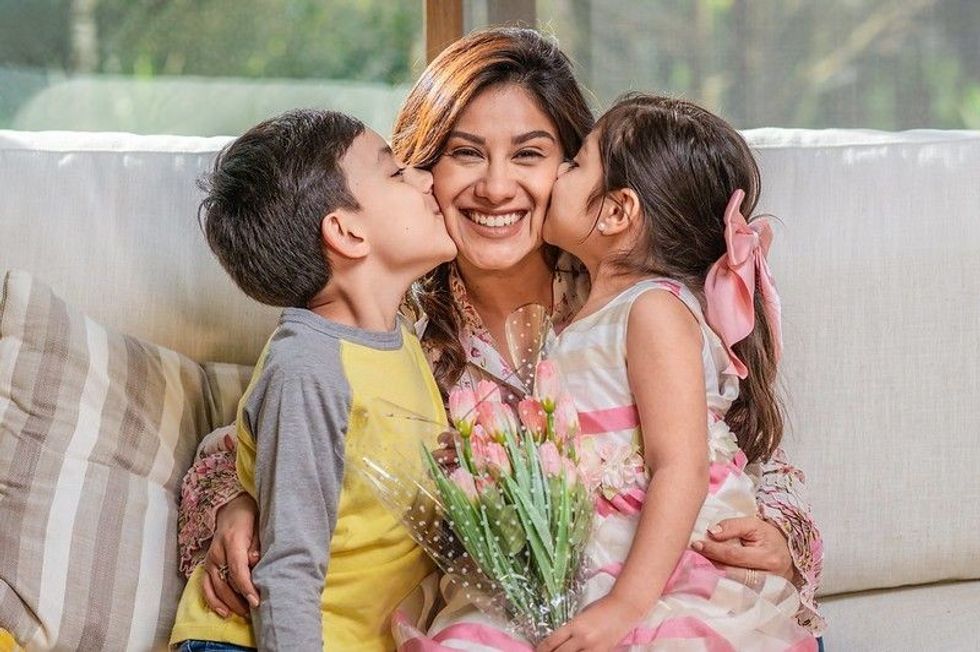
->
xmin=352 ymin=307 xmax=593 ymax=643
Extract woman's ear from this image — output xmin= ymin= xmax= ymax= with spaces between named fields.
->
xmin=321 ymin=210 xmax=369 ymax=260
xmin=597 ymin=188 xmax=641 ymax=236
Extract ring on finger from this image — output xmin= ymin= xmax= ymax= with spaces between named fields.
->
xmin=217 ymin=563 xmax=230 ymax=582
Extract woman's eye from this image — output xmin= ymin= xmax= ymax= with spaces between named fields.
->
xmin=565 ymin=159 xmax=579 ymax=169
xmin=390 ymin=167 xmax=406 ymax=178
xmin=449 ymin=148 xmax=482 ymax=159
xmin=515 ymin=149 xmax=544 ymax=160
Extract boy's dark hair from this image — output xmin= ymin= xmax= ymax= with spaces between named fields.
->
xmin=199 ymin=109 xmax=365 ymax=307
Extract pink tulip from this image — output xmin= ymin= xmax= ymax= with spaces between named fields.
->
xmin=485 ymin=442 xmax=511 ymax=477
xmin=470 ymin=423 xmax=491 ymax=446
xmin=477 ymin=401 xmax=519 ymax=442
xmin=448 ymin=388 xmax=478 ymax=437
xmin=562 ymin=458 xmax=579 ymax=485
xmin=554 ymin=395 xmax=580 ymax=444
xmin=450 ymin=468 xmax=479 ymax=501
xmin=534 ymin=360 xmax=561 ymax=412
xmin=475 ymin=379 xmax=503 ymax=405
xmin=518 ymin=398 xmax=547 ymax=440
xmin=538 ymin=441 xmax=562 ymax=476
xmin=473 ymin=437 xmax=511 ymax=477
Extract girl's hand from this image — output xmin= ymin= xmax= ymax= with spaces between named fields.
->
xmin=692 ymin=516 xmax=796 ymax=583
xmin=202 ymin=493 xmax=261 ymax=618
xmin=536 ymin=594 xmax=641 ymax=652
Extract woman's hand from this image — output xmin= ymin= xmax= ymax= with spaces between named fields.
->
xmin=536 ymin=594 xmax=640 ymax=652
xmin=692 ymin=516 xmax=796 ymax=583
xmin=202 ymin=493 xmax=261 ymax=618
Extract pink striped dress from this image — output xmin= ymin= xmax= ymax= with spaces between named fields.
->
xmin=553 ymin=278 xmax=816 ymax=651
xmin=394 ymin=278 xmax=816 ymax=651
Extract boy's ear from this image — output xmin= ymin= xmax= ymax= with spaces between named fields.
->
xmin=321 ymin=210 xmax=369 ymax=260
xmin=598 ymin=188 xmax=641 ymax=236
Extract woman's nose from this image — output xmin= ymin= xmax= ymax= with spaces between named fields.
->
xmin=473 ymin=165 xmax=518 ymax=204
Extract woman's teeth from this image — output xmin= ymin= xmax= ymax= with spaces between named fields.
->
xmin=466 ymin=211 xmax=526 ymax=228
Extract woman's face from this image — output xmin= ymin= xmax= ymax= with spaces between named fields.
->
xmin=431 ymin=84 xmax=564 ymax=272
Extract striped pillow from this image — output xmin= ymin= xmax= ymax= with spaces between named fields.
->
xmin=201 ymin=362 xmax=254 ymax=428
xmin=0 ymin=270 xmax=213 ymax=651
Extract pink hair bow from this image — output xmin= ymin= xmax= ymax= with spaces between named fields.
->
xmin=703 ymin=189 xmax=783 ymax=379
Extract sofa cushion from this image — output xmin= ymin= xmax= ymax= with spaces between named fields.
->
xmin=820 ymin=580 xmax=980 ymax=650
xmin=0 ymin=129 xmax=279 ymax=365
xmin=0 ymin=270 xmax=212 ymax=650
xmin=749 ymin=129 xmax=980 ymax=596
xmin=201 ymin=362 xmax=253 ymax=429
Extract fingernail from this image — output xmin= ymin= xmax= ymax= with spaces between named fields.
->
xmin=709 ymin=525 xmax=723 ymax=535
xmin=248 ymin=594 xmax=260 ymax=608
xmin=216 ymin=608 xmax=229 ymax=618
xmin=692 ymin=541 xmax=703 ymax=551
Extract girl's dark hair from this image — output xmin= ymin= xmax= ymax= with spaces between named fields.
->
xmin=391 ymin=26 xmax=595 ymax=395
xmin=199 ymin=109 xmax=364 ymax=307
xmin=592 ymin=93 xmax=781 ymax=462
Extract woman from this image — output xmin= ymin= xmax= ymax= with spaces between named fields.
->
xmin=178 ymin=26 xmax=825 ymax=640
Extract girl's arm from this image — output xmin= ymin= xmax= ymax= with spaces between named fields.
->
xmin=539 ymin=290 xmax=709 ymax=651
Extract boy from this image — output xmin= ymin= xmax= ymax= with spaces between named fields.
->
xmin=170 ymin=109 xmax=456 ymax=651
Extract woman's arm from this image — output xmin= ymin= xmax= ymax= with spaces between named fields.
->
xmin=177 ymin=425 xmax=260 ymax=617
xmin=754 ymin=448 xmax=825 ymax=633
xmin=692 ymin=444 xmax=825 ymax=635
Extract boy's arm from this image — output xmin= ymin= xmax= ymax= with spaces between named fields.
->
xmin=244 ymin=367 xmax=349 ymax=650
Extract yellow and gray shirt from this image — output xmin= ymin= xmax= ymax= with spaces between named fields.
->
xmin=171 ymin=308 xmax=443 ymax=651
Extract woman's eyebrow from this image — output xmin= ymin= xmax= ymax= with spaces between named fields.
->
xmin=446 ymin=130 xmax=557 ymax=146
xmin=513 ymin=130 xmax=556 ymax=145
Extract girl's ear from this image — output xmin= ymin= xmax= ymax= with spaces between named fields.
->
xmin=597 ymin=188 xmax=641 ymax=236
xmin=321 ymin=210 xmax=370 ymax=260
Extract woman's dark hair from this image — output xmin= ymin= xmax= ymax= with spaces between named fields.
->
xmin=591 ymin=93 xmax=781 ymax=462
xmin=392 ymin=26 xmax=594 ymax=395
xmin=199 ymin=109 xmax=364 ymax=307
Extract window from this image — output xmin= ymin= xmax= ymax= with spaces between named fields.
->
xmin=0 ymin=0 xmax=425 ymax=136
xmin=467 ymin=0 xmax=980 ymax=129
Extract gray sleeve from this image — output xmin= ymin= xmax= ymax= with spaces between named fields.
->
xmin=244 ymin=344 xmax=350 ymax=651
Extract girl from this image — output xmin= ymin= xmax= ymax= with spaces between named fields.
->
xmin=535 ymin=94 xmax=818 ymax=651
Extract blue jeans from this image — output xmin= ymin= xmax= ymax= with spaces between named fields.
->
xmin=175 ymin=641 xmax=256 ymax=652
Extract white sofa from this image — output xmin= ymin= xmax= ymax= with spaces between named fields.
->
xmin=1 ymin=127 xmax=978 ymax=650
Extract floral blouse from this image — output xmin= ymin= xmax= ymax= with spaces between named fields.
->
xmin=177 ymin=253 xmax=825 ymax=634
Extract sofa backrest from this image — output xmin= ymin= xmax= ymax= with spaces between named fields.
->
xmin=2 ymin=128 xmax=979 ymax=602
xmin=0 ymin=130 xmax=278 ymax=365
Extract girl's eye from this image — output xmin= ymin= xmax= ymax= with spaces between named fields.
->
xmin=564 ymin=159 xmax=579 ymax=169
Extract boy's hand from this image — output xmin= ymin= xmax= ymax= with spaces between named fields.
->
xmin=536 ymin=594 xmax=641 ymax=652
xmin=432 ymin=430 xmax=460 ymax=471
xmin=203 ymin=493 xmax=261 ymax=618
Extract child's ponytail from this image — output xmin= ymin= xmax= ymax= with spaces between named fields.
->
xmin=726 ymin=297 xmax=783 ymax=462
